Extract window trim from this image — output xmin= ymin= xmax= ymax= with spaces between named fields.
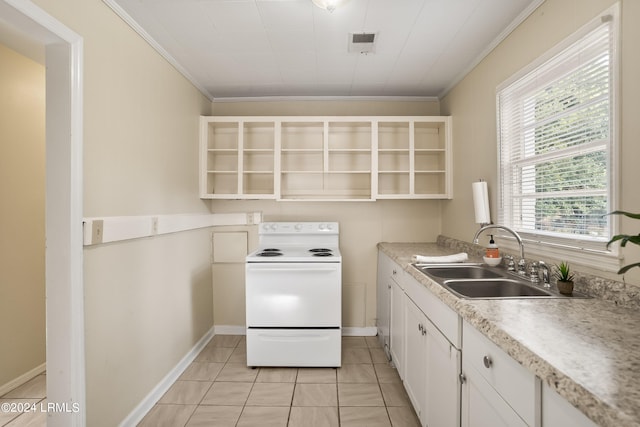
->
xmin=495 ymin=3 xmax=621 ymax=272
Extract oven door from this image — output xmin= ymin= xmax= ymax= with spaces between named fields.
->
xmin=246 ymin=262 xmax=341 ymax=327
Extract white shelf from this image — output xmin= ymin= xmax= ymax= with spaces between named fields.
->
xmin=200 ymin=116 xmax=451 ymax=200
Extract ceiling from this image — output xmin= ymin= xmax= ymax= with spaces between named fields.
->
xmin=106 ymin=0 xmax=544 ymax=101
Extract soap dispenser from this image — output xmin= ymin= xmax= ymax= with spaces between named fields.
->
xmin=485 ymin=235 xmax=499 ymax=258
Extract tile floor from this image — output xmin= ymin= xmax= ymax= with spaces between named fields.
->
xmin=0 ymin=373 xmax=47 ymax=427
xmin=0 ymin=336 xmax=420 ymax=427
xmin=139 ymin=335 xmax=420 ymax=427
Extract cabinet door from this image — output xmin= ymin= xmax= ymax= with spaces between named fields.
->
xmin=424 ymin=319 xmax=460 ymax=427
xmin=376 ymin=252 xmax=392 ymax=357
xmin=404 ymin=297 xmax=427 ymax=424
xmin=463 ymin=321 xmax=537 ymax=425
xmin=390 ymin=278 xmax=405 ymax=378
xmin=542 ymin=383 xmax=597 ymax=427
xmin=461 ymin=363 xmax=528 ymax=427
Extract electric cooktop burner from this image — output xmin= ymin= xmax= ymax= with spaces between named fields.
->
xmin=310 ymin=248 xmax=333 ymax=257
xmin=257 ymin=249 xmax=283 ymax=257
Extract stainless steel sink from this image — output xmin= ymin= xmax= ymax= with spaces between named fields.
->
xmin=445 ymin=279 xmax=553 ymax=298
xmin=412 ymin=263 xmax=587 ymax=299
xmin=415 ymin=265 xmax=502 ymax=279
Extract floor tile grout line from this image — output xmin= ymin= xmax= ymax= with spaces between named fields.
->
xmin=140 ymin=335 xmax=414 ymax=426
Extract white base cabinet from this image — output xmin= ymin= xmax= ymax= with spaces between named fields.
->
xmin=461 ymin=321 xmax=539 ymax=427
xmin=460 ymin=363 xmax=528 ymax=427
xmin=403 ymin=273 xmax=461 ymax=427
xmin=376 ymin=252 xmax=392 ymax=359
xmin=405 ymin=297 xmax=460 ymax=427
xmin=377 ymin=251 xmax=406 ymax=376
xmin=425 ymin=317 xmax=461 ymax=427
xmin=542 ymin=383 xmax=598 ymax=427
xmin=377 ymin=252 xmax=461 ymax=427
xmin=389 ymin=276 xmax=405 ymax=379
xmin=377 ymin=250 xmax=599 ymax=427
xmin=404 ymin=297 xmax=428 ymax=418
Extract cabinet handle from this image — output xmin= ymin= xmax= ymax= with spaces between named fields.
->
xmin=418 ymin=323 xmax=423 ymax=332
xmin=392 ymin=269 xmax=397 ymax=275
xmin=459 ymin=373 xmax=467 ymax=384
xmin=483 ymin=355 xmax=493 ymax=369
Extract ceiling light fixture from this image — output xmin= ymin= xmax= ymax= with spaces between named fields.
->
xmin=312 ymin=0 xmax=347 ymax=13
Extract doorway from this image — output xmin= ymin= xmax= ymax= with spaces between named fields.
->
xmin=0 ymin=1 xmax=84 ymax=426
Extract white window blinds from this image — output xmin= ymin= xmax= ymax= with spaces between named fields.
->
xmin=497 ymin=10 xmax=617 ymax=253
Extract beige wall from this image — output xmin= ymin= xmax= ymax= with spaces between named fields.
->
xmin=209 ymin=94 xmax=444 ymax=329
xmin=211 ymin=199 xmax=442 ymax=329
xmin=32 ymin=0 xmax=213 ymax=425
xmin=440 ymin=0 xmax=640 ymax=286
xmin=0 ymin=44 xmax=46 ymax=388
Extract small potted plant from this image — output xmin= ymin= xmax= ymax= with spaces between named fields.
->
xmin=554 ymin=261 xmax=575 ymax=295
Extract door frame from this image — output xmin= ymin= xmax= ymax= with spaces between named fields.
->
xmin=0 ymin=1 xmax=85 ymax=425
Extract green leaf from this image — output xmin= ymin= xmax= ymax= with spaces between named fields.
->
xmin=607 ymin=234 xmax=640 ymax=248
xmin=618 ymin=262 xmax=640 ymax=275
xmin=606 ymin=210 xmax=640 ymax=220
xmin=606 ymin=234 xmax=627 ymax=248
xmin=606 ymin=210 xmax=640 ymax=276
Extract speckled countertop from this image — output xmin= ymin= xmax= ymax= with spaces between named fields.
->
xmin=378 ymin=242 xmax=640 ymax=427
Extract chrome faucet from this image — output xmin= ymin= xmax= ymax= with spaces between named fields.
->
xmin=538 ymin=261 xmax=551 ymax=287
xmin=473 ymin=224 xmax=526 ymax=275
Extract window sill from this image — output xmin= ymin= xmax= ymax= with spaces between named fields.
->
xmin=496 ymin=236 xmax=621 ymax=273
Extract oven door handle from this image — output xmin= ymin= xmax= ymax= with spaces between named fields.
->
xmin=246 ymin=266 xmax=338 ymax=273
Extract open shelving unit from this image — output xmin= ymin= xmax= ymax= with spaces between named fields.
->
xmin=200 ymin=119 xmax=276 ymax=199
xmin=200 ymin=116 xmax=451 ymax=201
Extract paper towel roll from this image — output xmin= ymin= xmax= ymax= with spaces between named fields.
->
xmin=472 ymin=181 xmax=491 ymax=224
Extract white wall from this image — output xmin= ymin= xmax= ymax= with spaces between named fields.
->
xmin=440 ymin=0 xmax=640 ymax=286
xmin=0 ymin=43 xmax=46 ymax=389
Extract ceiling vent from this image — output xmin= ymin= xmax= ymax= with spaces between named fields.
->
xmin=348 ymin=32 xmax=377 ymax=54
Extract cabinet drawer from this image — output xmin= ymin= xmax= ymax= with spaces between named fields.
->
xmin=463 ymin=321 xmax=537 ymax=426
xmin=405 ymin=275 xmax=460 ymax=347
xmin=390 ymin=264 xmax=405 ymax=289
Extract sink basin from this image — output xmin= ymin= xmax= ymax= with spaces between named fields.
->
xmin=415 ymin=265 xmax=502 ymax=279
xmin=444 ymin=279 xmax=554 ymax=299
xmin=411 ymin=262 xmax=588 ymax=299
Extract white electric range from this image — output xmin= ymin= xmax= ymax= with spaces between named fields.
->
xmin=245 ymin=222 xmax=342 ymax=367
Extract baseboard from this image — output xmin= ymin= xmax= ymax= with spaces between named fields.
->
xmin=214 ymin=325 xmax=246 ymax=335
xmin=212 ymin=325 xmax=377 ymax=337
xmin=119 ymin=326 xmax=216 ymax=427
xmin=0 ymin=363 xmax=46 ymax=397
xmin=342 ymin=327 xmax=377 ymax=336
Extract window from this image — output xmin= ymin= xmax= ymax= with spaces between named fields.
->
xmin=497 ymin=5 xmax=619 ymax=268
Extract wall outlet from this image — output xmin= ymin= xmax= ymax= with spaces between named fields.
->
xmin=92 ymin=220 xmax=104 ymax=244
xmin=246 ymin=211 xmax=262 ymax=225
